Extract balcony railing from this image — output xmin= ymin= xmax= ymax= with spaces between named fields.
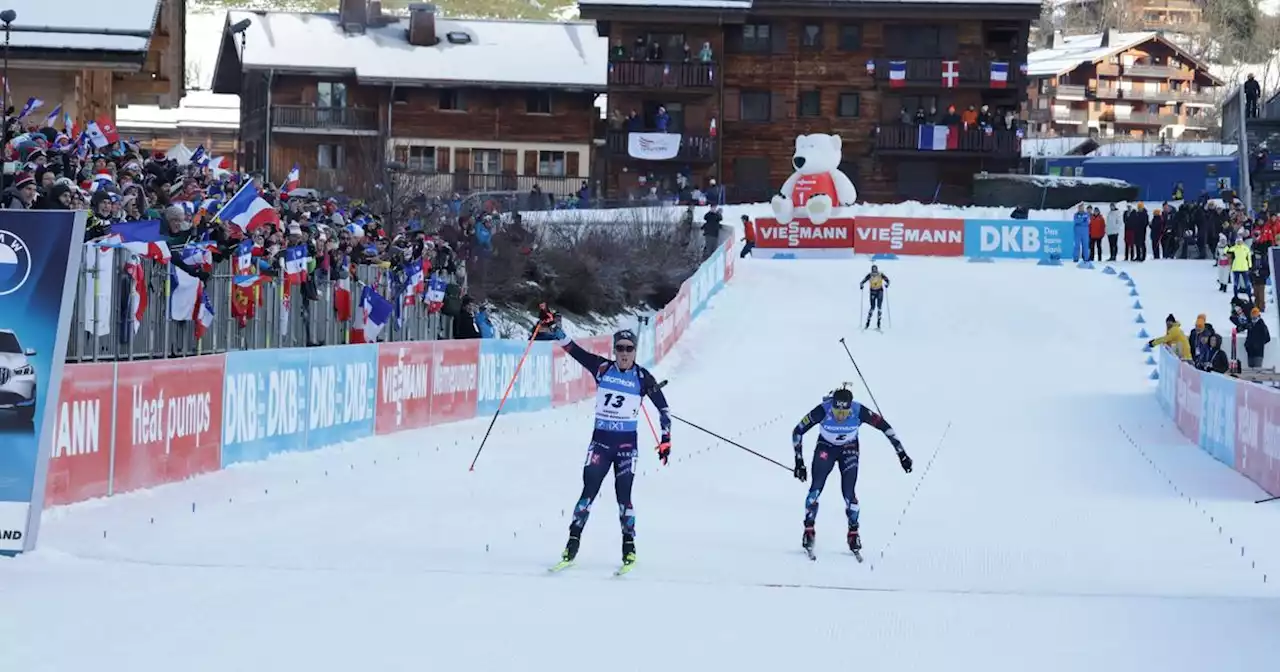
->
xmin=1096 ymin=63 xmax=1121 ymax=77
xmin=1030 ymin=108 xmax=1088 ymax=124
xmin=605 ymin=130 xmax=716 ymax=162
xmin=874 ymin=124 xmax=1020 ymax=156
xmin=607 ymin=61 xmax=717 ymax=89
xmin=1124 ymin=63 xmax=1194 ymax=80
xmin=1109 ymin=112 xmax=1182 ymax=126
xmin=389 ymin=171 xmax=589 ymax=200
xmin=1046 ymin=84 xmax=1087 ymax=100
xmin=270 ymin=105 xmax=380 ymax=133
xmin=1171 ymin=89 xmax=1218 ymax=105
xmin=872 ymin=58 xmax=1014 ymax=87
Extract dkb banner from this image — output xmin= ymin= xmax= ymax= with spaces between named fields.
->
xmin=0 ymin=210 xmax=87 ymax=554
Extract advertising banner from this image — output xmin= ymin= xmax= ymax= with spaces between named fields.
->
xmin=553 ymin=335 xmax=610 ymax=407
xmin=636 ymin=318 xmax=657 ymax=369
xmin=722 ymin=238 xmax=735 ymax=284
xmin=1174 ymin=360 xmax=1202 ymax=443
xmin=306 ymin=344 xmax=377 ymax=451
xmin=1157 ymin=347 xmax=1178 ymax=413
xmin=854 ymin=217 xmax=965 ymax=256
xmin=963 ymin=220 xmax=1071 ymax=260
xmin=45 ymin=363 xmax=115 ymax=507
xmin=376 ymin=342 xmax=434 ymax=434
xmin=689 ymin=246 xmax=725 ymax=320
xmin=0 ymin=210 xmax=86 ymax=553
xmin=477 ymin=339 xmax=552 ymax=416
xmin=1198 ymin=367 xmax=1237 ymax=467
xmin=1236 ymin=381 xmax=1280 ymax=496
xmin=430 ymin=340 xmax=479 ymax=424
xmin=754 ymin=217 xmax=855 ymax=249
xmin=222 ymin=349 xmax=310 ymax=467
xmin=113 ymin=356 xmax=224 ymax=494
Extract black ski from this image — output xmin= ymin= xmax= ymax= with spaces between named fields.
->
xmin=804 ymin=546 xmax=817 ymax=561
xmin=852 ymin=550 xmax=863 ymax=563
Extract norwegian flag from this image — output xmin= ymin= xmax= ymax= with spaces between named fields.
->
xmin=942 ymin=60 xmax=959 ymax=88
xmin=889 ymin=60 xmax=907 ymax=88
xmin=990 ymin=62 xmax=1009 ymax=89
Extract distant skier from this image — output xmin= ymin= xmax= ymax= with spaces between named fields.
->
xmin=543 ymin=308 xmax=671 ymax=571
xmin=859 ymin=265 xmax=890 ymax=330
xmin=791 ymin=386 xmax=912 ymax=557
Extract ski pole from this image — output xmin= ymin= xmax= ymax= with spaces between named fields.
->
xmin=669 ymin=413 xmax=791 ymax=471
xmin=468 ymin=322 xmax=543 ymax=471
xmin=640 ymin=380 xmax=670 ymax=444
xmin=837 ymin=337 xmax=885 ymax=416
xmin=1256 ymin=495 xmax=1280 ymax=504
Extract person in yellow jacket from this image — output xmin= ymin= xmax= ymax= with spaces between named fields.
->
xmin=1227 ymin=238 xmax=1252 ymax=296
xmin=1148 ymin=313 xmax=1192 ymax=360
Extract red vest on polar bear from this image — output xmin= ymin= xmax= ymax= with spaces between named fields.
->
xmin=791 ymin=173 xmax=838 ymax=206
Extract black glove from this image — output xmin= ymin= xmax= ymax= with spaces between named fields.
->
xmin=897 ymin=450 xmax=913 ymax=473
xmin=1146 ymin=339 xmax=1155 ymax=348
xmin=793 ymin=454 xmax=808 ymax=482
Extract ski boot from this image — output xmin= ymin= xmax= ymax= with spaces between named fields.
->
xmin=802 ymin=525 xmax=816 ymax=559
xmin=847 ymin=525 xmax=862 ymax=553
xmin=621 ymin=534 xmax=636 ymax=567
xmin=562 ymin=533 xmax=581 ymax=563
xmin=876 ymin=311 xmax=882 ymax=330
xmin=864 ymin=316 xmax=871 ymax=330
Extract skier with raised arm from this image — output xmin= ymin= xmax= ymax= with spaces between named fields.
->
xmin=859 ymin=265 xmax=889 ymax=330
xmin=541 ymin=307 xmax=671 ymax=574
xmin=791 ymin=385 xmax=911 ymax=560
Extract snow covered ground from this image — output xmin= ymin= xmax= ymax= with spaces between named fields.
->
xmin=2 ymin=254 xmax=1279 ymax=671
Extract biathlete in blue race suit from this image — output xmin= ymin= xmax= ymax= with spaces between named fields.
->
xmin=542 ymin=308 xmax=671 ymax=568
xmin=791 ymin=386 xmax=912 ymax=554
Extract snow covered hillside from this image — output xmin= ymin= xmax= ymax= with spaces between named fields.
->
xmin=3 ymin=237 xmax=1278 ymax=670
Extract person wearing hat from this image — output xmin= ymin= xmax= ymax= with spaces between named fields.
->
xmin=1147 ymin=314 xmax=1191 ymax=360
xmin=4 ymin=171 xmax=37 ymax=209
xmin=542 ymin=306 xmax=670 ymax=572
xmin=1243 ymin=307 xmax=1271 ymax=368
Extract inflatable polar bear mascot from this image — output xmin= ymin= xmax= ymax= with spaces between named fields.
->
xmin=770 ymin=133 xmax=858 ymax=226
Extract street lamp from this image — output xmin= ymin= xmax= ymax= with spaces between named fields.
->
xmin=229 ymin=17 xmax=251 ymax=171
xmin=1 ymin=9 xmax=16 ymax=144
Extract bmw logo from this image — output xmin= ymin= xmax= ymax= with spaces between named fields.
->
xmin=0 ymin=229 xmax=32 ymax=296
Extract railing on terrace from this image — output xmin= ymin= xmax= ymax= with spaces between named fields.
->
xmin=874 ymin=125 xmax=1022 ymax=155
xmin=607 ymin=60 xmax=717 ymax=89
xmin=391 ymin=171 xmax=589 ymax=200
xmin=69 ymin=249 xmax=458 ymax=363
xmin=269 ymin=105 xmax=380 ymax=133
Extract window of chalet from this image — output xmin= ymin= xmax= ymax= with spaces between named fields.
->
xmin=797 ymin=90 xmax=821 ymax=117
xmin=439 ymin=89 xmax=466 ymax=111
xmin=527 ymin=91 xmax=552 ymax=115
xmin=317 ymin=82 xmax=347 ymax=108
xmin=838 ymin=24 xmax=862 ymax=51
xmin=801 ymin=24 xmax=822 ymax=50
xmin=741 ymin=23 xmax=771 ymax=53
xmin=741 ymin=91 xmax=771 ymax=121
xmin=882 ymin=24 xmax=954 ymax=58
xmin=838 ymin=92 xmax=860 ymax=118
xmin=538 ymin=151 xmax=566 ymax=176
xmin=393 ymin=88 xmax=410 ymax=105
xmin=393 ymin=145 xmax=435 ymax=172
xmin=318 ymin=144 xmax=344 ymax=169
xmin=473 ymin=149 xmax=500 ymax=174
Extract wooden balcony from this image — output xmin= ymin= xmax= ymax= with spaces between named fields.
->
xmin=1171 ymin=89 xmax=1218 ymax=105
xmin=607 ymin=61 xmax=717 ymax=90
xmin=605 ymin=130 xmax=716 ymax=162
xmin=874 ymin=125 xmax=1020 ymax=157
xmin=1096 ymin=63 xmax=1120 ymax=77
xmin=1108 ymin=112 xmax=1182 ymax=126
xmin=1046 ymin=84 xmax=1087 ymax=100
xmin=1030 ymin=108 xmax=1088 ymax=124
xmin=872 ymin=58 xmax=1016 ymax=88
xmin=270 ymin=105 xmax=380 ymax=135
xmin=1124 ymin=63 xmax=1194 ymax=81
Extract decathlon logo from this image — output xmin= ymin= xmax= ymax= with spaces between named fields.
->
xmin=0 ymin=229 xmax=33 ymax=296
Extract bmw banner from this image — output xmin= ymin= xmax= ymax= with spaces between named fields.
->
xmin=0 ymin=210 xmax=86 ymax=554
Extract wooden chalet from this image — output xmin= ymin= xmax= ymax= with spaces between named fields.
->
xmin=0 ymin=0 xmax=184 ymax=125
xmin=579 ymin=0 xmax=1039 ymax=204
xmin=211 ymin=1 xmax=605 ymax=201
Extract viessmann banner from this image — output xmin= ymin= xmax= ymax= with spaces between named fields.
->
xmin=0 ymin=210 xmax=87 ymax=554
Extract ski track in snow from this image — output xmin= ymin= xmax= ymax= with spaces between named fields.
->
xmin=3 ymin=256 xmax=1280 ymax=672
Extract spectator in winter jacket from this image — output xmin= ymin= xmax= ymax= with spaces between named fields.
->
xmin=1133 ymin=203 xmax=1149 ymax=261
xmin=740 ymin=214 xmax=755 ymax=258
xmin=1243 ymin=307 xmax=1271 ymax=368
xmin=702 ymin=205 xmax=723 ymax=259
xmin=1188 ymin=314 xmax=1209 ymax=361
xmin=1216 ymin=233 xmax=1231 ymax=292
xmin=1072 ymin=204 xmax=1090 ymax=262
xmin=452 ymin=296 xmax=481 ymax=339
xmin=1228 ymin=239 xmax=1253 ymax=297
xmin=1088 ymin=207 xmax=1105 ymax=261
xmin=1124 ymin=205 xmax=1136 ymax=261
xmin=1193 ymin=323 xmax=1217 ymax=369
xmin=1252 ymin=240 xmax=1272 ymax=312
xmin=1148 ymin=314 xmax=1192 ymax=360
xmin=1150 ymin=205 xmax=1166 ymax=259
xmin=1198 ymin=333 xmax=1230 ymax=374
xmin=1105 ymin=203 xmax=1122 ymax=261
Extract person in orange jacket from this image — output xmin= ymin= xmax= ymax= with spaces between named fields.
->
xmin=740 ymin=214 xmax=756 ymax=258
xmin=1088 ymin=206 xmax=1106 ymax=262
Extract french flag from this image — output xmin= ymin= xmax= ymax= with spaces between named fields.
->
xmin=889 ymin=61 xmax=907 ymax=88
xmin=990 ymin=62 xmax=1008 ymax=89
xmin=334 ymin=275 xmax=353 ymax=322
xmin=917 ymin=125 xmax=958 ymax=151
xmin=426 ymin=274 xmax=446 ymax=313
xmin=123 ymin=256 xmax=147 ymax=336
xmin=282 ymin=164 xmax=300 ymax=193
xmin=401 ymin=260 xmax=424 ymax=306
xmin=194 ymin=283 xmax=215 ymax=340
xmin=283 ymin=245 xmax=309 ymax=285
xmin=218 ymin=179 xmax=280 ymax=235
xmin=353 ymin=286 xmax=394 ymax=343
xmin=99 ymin=220 xmax=171 ymax=262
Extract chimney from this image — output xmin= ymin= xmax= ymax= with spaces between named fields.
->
xmin=1051 ymin=29 xmax=1063 ymax=49
xmin=1101 ymin=28 xmax=1120 ymax=48
xmin=340 ymin=0 xmax=367 ymax=34
xmin=408 ymin=3 xmax=438 ymax=47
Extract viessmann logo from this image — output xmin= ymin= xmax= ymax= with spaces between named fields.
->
xmin=859 ymin=221 xmax=961 ymax=250
xmin=0 ymin=229 xmax=33 ymax=296
xmin=758 ymin=222 xmax=850 ymax=247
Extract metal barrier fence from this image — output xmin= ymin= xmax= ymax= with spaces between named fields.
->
xmin=69 ymin=246 xmax=457 ymax=363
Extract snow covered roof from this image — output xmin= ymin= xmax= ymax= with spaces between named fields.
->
xmin=117 ymin=91 xmax=240 ymax=131
xmin=1 ymin=0 xmax=159 ymax=52
xmin=1027 ymin=31 xmax=1157 ymax=77
xmin=1021 ymin=137 xmax=1238 ymax=158
xmin=215 ymin=10 xmax=607 ymax=91
xmin=1021 ymin=136 xmax=1095 ymax=157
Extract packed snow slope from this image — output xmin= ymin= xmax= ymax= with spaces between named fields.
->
xmin=3 ymin=257 xmax=1280 ymax=672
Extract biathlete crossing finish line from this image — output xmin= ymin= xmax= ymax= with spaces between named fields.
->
xmin=859 ymin=265 xmax=889 ymax=331
xmin=791 ymin=387 xmax=912 ymax=561
xmin=541 ymin=306 xmax=671 ymax=576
